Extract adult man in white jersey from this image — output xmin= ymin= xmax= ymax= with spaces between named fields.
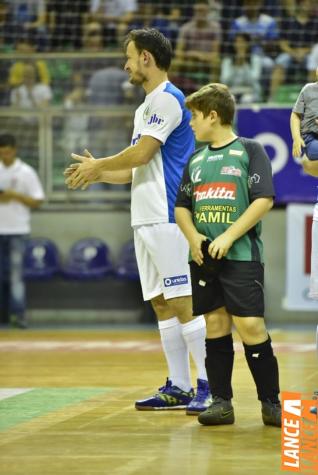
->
xmin=0 ymin=133 xmax=45 ymax=328
xmin=65 ymin=28 xmax=211 ymax=414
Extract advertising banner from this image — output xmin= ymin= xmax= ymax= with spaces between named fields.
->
xmin=284 ymin=204 xmax=318 ymax=310
xmin=237 ymin=107 xmax=318 ymax=204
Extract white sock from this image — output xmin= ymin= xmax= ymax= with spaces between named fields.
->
xmin=181 ymin=315 xmax=208 ymax=381
xmin=158 ymin=317 xmax=192 ymax=392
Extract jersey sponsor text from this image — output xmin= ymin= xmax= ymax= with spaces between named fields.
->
xmin=193 ymin=182 xmax=237 ymax=202
xmin=164 ymin=275 xmax=189 ymax=287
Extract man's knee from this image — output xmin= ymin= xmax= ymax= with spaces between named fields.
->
xmin=165 ymin=295 xmax=193 ymax=323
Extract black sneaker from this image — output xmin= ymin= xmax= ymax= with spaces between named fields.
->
xmin=261 ymin=400 xmax=282 ymax=427
xmin=198 ymin=396 xmax=234 ymax=425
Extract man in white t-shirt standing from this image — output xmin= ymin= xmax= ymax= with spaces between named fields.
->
xmin=0 ymin=134 xmax=45 ymax=328
xmin=65 ymin=29 xmax=211 ymax=415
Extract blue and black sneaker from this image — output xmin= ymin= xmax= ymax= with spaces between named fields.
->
xmin=135 ymin=378 xmax=194 ymax=410
xmin=186 ymin=379 xmax=212 ymax=415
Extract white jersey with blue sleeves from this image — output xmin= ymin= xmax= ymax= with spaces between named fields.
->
xmin=131 ymin=81 xmax=195 ymax=226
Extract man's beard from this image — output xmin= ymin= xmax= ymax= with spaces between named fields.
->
xmin=129 ymin=71 xmax=147 ymax=86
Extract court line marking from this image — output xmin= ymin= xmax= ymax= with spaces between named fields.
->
xmin=0 ymin=388 xmax=33 ymax=401
xmin=0 ymin=340 xmax=315 ymax=352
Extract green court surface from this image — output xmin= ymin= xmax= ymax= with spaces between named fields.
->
xmin=0 ymin=388 xmax=111 ymax=432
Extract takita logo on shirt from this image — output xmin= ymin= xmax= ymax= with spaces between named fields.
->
xmin=193 ymin=182 xmax=237 ymax=201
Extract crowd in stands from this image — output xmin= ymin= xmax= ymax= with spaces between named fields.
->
xmin=0 ymin=0 xmax=317 ymax=108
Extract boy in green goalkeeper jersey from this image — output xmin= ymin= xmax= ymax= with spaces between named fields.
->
xmin=175 ymin=83 xmax=281 ymax=427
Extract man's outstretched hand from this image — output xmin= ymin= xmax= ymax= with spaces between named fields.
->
xmin=64 ymin=149 xmax=99 ymax=190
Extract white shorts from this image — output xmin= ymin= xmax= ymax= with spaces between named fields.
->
xmin=134 ymin=223 xmax=192 ymax=301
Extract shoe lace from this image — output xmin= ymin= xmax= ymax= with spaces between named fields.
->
xmin=158 ymin=378 xmax=172 ymax=393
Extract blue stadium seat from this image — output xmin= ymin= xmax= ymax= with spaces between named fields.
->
xmin=23 ymin=237 xmax=60 ymax=280
xmin=62 ymin=238 xmax=113 ymax=280
xmin=116 ymin=240 xmax=140 ymax=281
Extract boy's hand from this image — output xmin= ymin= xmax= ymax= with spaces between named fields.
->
xmin=292 ymin=137 xmax=305 ymax=158
xmin=189 ymin=233 xmax=207 ymax=266
xmin=208 ymin=232 xmax=235 ymax=259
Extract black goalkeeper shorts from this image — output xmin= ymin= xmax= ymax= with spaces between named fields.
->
xmin=190 ymin=259 xmax=265 ymax=317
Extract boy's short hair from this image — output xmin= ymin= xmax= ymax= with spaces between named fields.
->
xmin=124 ymin=28 xmax=172 ymax=71
xmin=185 ymin=83 xmax=235 ymax=125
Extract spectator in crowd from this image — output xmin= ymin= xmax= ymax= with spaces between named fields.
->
xmin=124 ymin=3 xmax=181 ymax=49
xmin=173 ymin=1 xmax=221 ymax=92
xmin=10 ymin=63 xmax=52 ymax=109
xmin=72 ymin=20 xmax=123 ymax=94
xmin=229 ymin=0 xmax=279 ymax=57
xmin=89 ymin=0 xmax=137 ymax=47
xmin=228 ymin=0 xmax=279 ymax=99
xmin=8 ymin=0 xmax=48 ymax=50
xmin=8 ymin=29 xmax=50 ymax=89
xmin=82 ymin=20 xmax=105 ymax=51
xmin=161 ymin=0 xmax=193 ymax=24
xmin=269 ymin=0 xmax=318 ymax=100
xmin=10 ymin=63 xmax=52 ymax=164
xmin=308 ymin=44 xmax=318 ymax=81
xmin=0 ymin=133 xmax=45 ymax=328
xmin=220 ymin=33 xmax=262 ymax=103
xmin=47 ymin=0 xmax=89 ymax=50
xmin=220 ymin=0 xmax=242 ymax=54
xmin=62 ymin=72 xmax=89 ymax=156
xmin=86 ymin=65 xmax=132 ymax=186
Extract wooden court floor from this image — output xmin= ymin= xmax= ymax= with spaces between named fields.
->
xmin=0 ymin=326 xmax=317 ymax=475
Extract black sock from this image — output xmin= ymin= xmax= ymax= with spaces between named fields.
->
xmin=205 ymin=334 xmax=234 ymax=400
xmin=244 ymin=336 xmax=280 ymax=403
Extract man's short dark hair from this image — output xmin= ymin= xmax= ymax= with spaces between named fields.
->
xmin=124 ymin=28 xmax=172 ymax=71
xmin=0 ymin=134 xmax=16 ymax=148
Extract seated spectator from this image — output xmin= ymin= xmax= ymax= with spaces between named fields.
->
xmin=8 ymin=0 xmax=48 ymax=50
xmin=269 ymin=0 xmax=318 ymax=99
xmin=10 ymin=62 xmax=52 ymax=109
xmin=73 ymin=21 xmax=122 ymax=91
xmin=173 ymin=1 xmax=221 ymax=92
xmin=8 ymin=29 xmax=50 ymax=88
xmin=89 ymin=0 xmax=137 ymax=47
xmin=123 ymin=3 xmax=181 ymax=48
xmin=229 ymin=0 xmax=278 ymax=59
xmin=220 ymin=33 xmax=262 ymax=103
xmin=82 ymin=20 xmax=105 ymax=51
xmin=228 ymin=0 xmax=279 ymax=99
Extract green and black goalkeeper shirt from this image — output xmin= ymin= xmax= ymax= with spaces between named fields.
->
xmin=175 ymin=137 xmax=275 ymax=262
